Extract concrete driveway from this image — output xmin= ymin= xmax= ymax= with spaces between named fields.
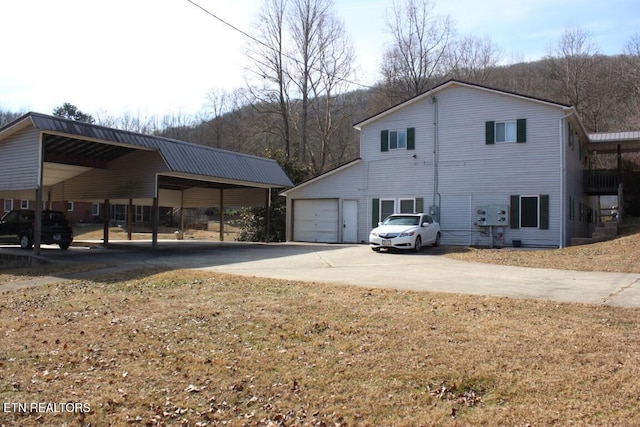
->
xmin=3 ymin=241 xmax=640 ymax=307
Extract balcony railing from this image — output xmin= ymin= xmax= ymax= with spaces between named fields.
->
xmin=584 ymin=169 xmax=620 ymax=195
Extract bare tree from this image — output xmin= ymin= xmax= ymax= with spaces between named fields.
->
xmin=622 ymin=34 xmax=640 ymax=129
xmin=200 ymin=87 xmax=253 ymax=152
xmin=381 ymin=0 xmax=454 ymax=101
xmin=447 ymin=35 xmax=502 ymax=84
xmin=247 ymin=0 xmax=355 ymax=171
xmin=544 ymin=26 xmax=604 ymax=129
xmin=247 ymin=0 xmax=293 ymax=158
xmin=303 ymin=4 xmax=356 ymax=173
xmin=0 ymin=108 xmax=24 ymax=128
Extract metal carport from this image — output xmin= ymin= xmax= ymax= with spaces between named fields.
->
xmin=0 ymin=112 xmax=293 ymax=254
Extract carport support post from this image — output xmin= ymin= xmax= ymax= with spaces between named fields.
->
xmin=219 ymin=189 xmax=224 ymax=242
xmin=103 ymin=199 xmax=110 ymax=247
xmin=127 ymin=199 xmax=133 ymax=240
xmin=34 ymin=187 xmax=43 ymax=256
xmin=265 ymin=188 xmax=271 ymax=243
xmin=152 ymin=197 xmax=158 ymax=250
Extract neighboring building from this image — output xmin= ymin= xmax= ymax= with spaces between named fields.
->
xmin=282 ymin=80 xmax=624 ymax=248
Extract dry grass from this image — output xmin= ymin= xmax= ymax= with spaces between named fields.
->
xmin=73 ymin=221 xmax=240 ymax=242
xmin=1 ymin=268 xmax=640 ymax=426
xmin=2 ymin=220 xmax=640 ymax=425
xmin=445 ymin=219 xmax=640 ymax=273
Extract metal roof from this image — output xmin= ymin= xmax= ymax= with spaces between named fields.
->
xmin=588 ymin=131 xmax=640 ymax=142
xmin=587 ymin=131 xmax=640 ymax=154
xmin=1 ymin=112 xmax=292 ymax=188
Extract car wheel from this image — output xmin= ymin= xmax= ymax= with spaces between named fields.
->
xmin=433 ymin=232 xmax=441 ymax=247
xmin=59 ymin=243 xmax=70 ymax=250
xmin=414 ymin=236 xmax=422 ymax=253
xmin=19 ymin=233 xmax=33 ymax=250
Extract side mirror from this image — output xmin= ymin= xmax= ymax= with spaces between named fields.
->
xmin=422 ymin=222 xmax=430 ymax=227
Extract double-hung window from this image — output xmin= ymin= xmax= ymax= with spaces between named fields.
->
xmin=495 ymin=121 xmax=516 ymax=143
xmin=381 ymin=128 xmax=415 ymax=152
xmin=486 ymin=119 xmax=527 ymax=144
xmin=389 ymin=130 xmax=406 ymax=150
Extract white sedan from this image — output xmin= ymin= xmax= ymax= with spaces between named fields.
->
xmin=369 ymin=213 xmax=441 ymax=252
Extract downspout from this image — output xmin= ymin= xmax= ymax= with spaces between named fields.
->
xmin=559 ymin=109 xmax=575 ymax=248
xmin=431 ymin=96 xmax=439 ymax=208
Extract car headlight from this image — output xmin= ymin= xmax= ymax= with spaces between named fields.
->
xmin=399 ymin=231 xmax=415 ymax=237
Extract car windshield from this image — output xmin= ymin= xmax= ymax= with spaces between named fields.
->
xmin=383 ymin=215 xmax=420 ymax=226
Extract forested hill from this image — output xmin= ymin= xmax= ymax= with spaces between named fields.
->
xmin=156 ymin=54 xmax=640 ymax=179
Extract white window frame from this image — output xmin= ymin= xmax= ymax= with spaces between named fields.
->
xmin=389 ymin=130 xmax=407 ymax=150
xmin=67 ymin=201 xmax=74 ymax=212
xmin=21 ymin=200 xmax=29 ymax=209
xmin=495 ymin=121 xmax=517 ymax=143
xmin=92 ymin=203 xmax=100 ymax=216
xmin=4 ymin=199 xmax=13 ymax=212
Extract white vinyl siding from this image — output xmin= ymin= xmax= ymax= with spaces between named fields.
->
xmin=287 ymin=83 xmax=572 ymax=247
xmin=0 ymin=127 xmax=41 ymax=191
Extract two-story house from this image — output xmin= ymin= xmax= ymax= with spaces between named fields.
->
xmin=282 ymin=80 xmax=599 ymax=248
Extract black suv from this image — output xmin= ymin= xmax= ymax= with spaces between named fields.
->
xmin=0 ymin=209 xmax=74 ymax=249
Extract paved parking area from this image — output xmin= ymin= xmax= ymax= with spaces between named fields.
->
xmin=2 ymin=240 xmax=640 ymax=307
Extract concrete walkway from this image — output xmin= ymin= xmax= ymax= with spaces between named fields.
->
xmin=2 ymin=241 xmax=640 ymax=307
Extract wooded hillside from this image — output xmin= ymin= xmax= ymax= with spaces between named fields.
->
xmin=155 ymin=54 xmax=640 ymax=179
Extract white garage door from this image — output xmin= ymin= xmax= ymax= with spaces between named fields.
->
xmin=293 ymin=199 xmax=339 ymax=243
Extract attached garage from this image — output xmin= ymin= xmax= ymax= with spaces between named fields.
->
xmin=292 ymin=199 xmax=339 ymax=243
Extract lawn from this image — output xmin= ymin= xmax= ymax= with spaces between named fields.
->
xmin=1 ymin=266 xmax=640 ymax=426
xmin=2 ymin=220 xmax=640 ymax=425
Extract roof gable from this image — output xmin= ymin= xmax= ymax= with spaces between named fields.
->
xmin=353 ymin=79 xmax=571 ymax=130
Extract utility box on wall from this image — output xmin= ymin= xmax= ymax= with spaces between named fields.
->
xmin=475 ymin=205 xmax=509 ymax=226
xmin=428 ymin=205 xmax=439 ymax=222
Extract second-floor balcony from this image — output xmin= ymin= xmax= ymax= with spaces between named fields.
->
xmin=584 ymin=170 xmax=620 ymax=195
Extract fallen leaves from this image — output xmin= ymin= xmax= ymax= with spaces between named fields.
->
xmin=1 ymin=269 xmax=640 ymax=426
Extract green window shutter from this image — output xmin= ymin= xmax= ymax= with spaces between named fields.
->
xmin=372 ymin=198 xmax=380 ymax=227
xmin=510 ymin=195 xmax=520 ymax=229
xmin=517 ymin=118 xmax=527 ymax=143
xmin=540 ymin=194 xmax=549 ymax=230
xmin=485 ymin=121 xmax=495 ymax=145
xmin=407 ymin=127 xmax=415 ymax=150
xmin=415 ymin=197 xmax=424 ymax=213
xmin=381 ymin=130 xmax=389 ymax=152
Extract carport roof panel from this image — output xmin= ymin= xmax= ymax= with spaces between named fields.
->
xmin=3 ymin=112 xmax=293 ymax=188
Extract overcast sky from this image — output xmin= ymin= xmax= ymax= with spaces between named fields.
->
xmin=1 ymin=0 xmax=638 ymax=118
